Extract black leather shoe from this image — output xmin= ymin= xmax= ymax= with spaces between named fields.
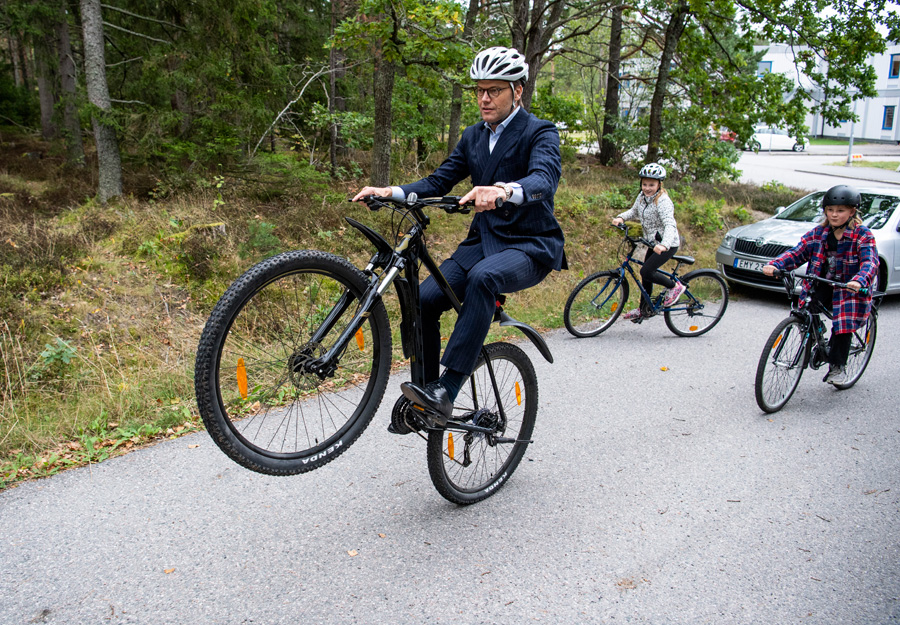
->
xmin=400 ymin=380 xmax=453 ymax=427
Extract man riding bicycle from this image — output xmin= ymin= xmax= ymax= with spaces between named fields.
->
xmin=352 ymin=46 xmax=565 ymax=425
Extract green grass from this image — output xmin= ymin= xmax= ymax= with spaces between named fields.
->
xmin=0 ymin=129 xmax=809 ymax=489
xmin=809 ymin=137 xmax=870 ymax=146
xmin=826 ymin=159 xmax=900 ymax=170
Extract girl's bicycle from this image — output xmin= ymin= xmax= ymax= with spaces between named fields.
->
xmin=564 ymin=224 xmax=729 ymax=337
xmin=754 ymin=270 xmax=881 ymax=413
xmin=194 ymin=194 xmax=553 ymax=505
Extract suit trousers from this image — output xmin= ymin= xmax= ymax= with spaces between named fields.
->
xmin=419 ymin=249 xmax=551 ymax=381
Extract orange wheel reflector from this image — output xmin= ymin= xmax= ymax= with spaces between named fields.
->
xmin=355 ymin=328 xmax=365 ymax=350
xmin=689 ymin=325 xmax=698 ymax=332
xmin=236 ymin=357 xmax=248 ymax=399
xmin=515 ymin=381 xmax=522 ymax=405
xmin=611 ymin=302 xmax=618 ymax=312
xmin=773 ymin=335 xmax=783 ymax=349
xmin=447 ymin=432 xmax=455 ymax=460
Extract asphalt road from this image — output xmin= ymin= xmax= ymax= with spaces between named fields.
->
xmin=2 ymin=293 xmax=898 ymax=625
xmin=737 ymin=143 xmax=900 ymax=190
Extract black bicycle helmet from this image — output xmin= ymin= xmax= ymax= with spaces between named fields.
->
xmin=822 ymin=184 xmax=861 ymax=209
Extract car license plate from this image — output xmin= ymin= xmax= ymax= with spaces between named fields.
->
xmin=734 ymin=258 xmax=767 ymax=272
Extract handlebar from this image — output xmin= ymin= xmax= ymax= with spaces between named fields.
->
xmin=354 ymin=194 xmax=503 ymax=214
xmin=612 ymin=222 xmax=656 ymax=249
xmin=770 ymin=268 xmax=874 ymax=296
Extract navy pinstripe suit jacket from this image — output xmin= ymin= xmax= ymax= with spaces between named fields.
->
xmin=401 ymin=109 xmax=566 ymax=272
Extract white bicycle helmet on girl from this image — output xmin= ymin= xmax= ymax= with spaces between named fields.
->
xmin=470 ymin=47 xmax=529 ymax=83
xmin=639 ymin=162 xmax=667 ymax=181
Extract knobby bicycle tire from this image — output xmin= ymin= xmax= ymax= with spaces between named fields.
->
xmin=563 ymin=271 xmax=628 ymax=338
xmin=664 ymin=270 xmax=729 ymax=337
xmin=426 ymin=342 xmax=538 ymax=505
xmin=834 ymin=313 xmax=877 ymax=390
xmin=755 ymin=316 xmax=809 ymax=413
xmin=195 ymin=250 xmax=392 ymax=475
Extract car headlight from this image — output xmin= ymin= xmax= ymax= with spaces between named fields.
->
xmin=721 ymin=234 xmax=736 ymax=250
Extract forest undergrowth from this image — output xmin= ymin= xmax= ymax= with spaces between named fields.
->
xmin=0 ymin=129 xmax=806 ymax=489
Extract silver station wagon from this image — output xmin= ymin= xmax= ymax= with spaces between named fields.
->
xmin=716 ymin=187 xmax=900 ymax=294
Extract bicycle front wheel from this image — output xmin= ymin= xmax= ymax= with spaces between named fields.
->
xmin=834 ymin=313 xmax=877 ymax=390
xmin=664 ymin=270 xmax=729 ymax=337
xmin=563 ymin=271 xmax=628 ymax=337
xmin=194 ymin=250 xmax=392 ymax=475
xmin=427 ymin=342 xmax=538 ymax=505
xmin=755 ymin=317 xmax=808 ymax=413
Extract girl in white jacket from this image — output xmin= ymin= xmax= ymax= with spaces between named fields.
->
xmin=611 ymin=163 xmax=684 ymax=320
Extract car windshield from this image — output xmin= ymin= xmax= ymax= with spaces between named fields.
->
xmin=775 ymin=191 xmax=898 ymax=229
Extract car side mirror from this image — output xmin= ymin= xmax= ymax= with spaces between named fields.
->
xmin=775 ymin=206 xmax=786 ymax=215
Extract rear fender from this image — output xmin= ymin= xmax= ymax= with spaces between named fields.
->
xmin=497 ymin=311 xmax=554 ymax=363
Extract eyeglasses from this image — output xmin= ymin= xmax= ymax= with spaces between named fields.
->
xmin=474 ymin=86 xmax=508 ymax=99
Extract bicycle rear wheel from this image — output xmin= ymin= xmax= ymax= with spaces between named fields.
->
xmin=664 ymin=270 xmax=729 ymax=337
xmin=755 ymin=317 xmax=808 ymax=413
xmin=194 ymin=250 xmax=391 ymax=475
xmin=834 ymin=313 xmax=877 ymax=390
xmin=563 ymin=270 xmax=628 ymax=337
xmin=427 ymin=342 xmax=538 ymax=505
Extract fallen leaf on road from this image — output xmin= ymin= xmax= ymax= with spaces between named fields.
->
xmin=188 ymin=444 xmax=200 ymax=449
xmin=347 ymin=550 xmax=358 ymax=557
xmin=164 ymin=568 xmax=175 ymax=574
xmin=660 ymin=366 xmax=669 ymax=371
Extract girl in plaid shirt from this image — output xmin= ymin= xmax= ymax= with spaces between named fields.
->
xmin=763 ymin=185 xmax=878 ymax=385
xmin=612 ymin=163 xmax=684 ymax=321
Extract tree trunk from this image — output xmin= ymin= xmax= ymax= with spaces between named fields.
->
xmin=35 ymin=32 xmax=59 ymax=140
xmin=56 ymin=12 xmax=85 ymax=166
xmin=446 ymin=0 xmax=480 ymax=156
xmin=329 ymin=0 xmax=349 ymax=176
xmin=598 ymin=5 xmax=623 ymax=166
xmin=8 ymin=32 xmax=24 ymax=87
xmin=447 ymin=83 xmax=463 ymax=156
xmin=80 ymin=0 xmax=122 ymax=203
xmin=370 ymin=52 xmax=395 ymax=186
xmin=645 ymin=3 xmax=690 ymax=164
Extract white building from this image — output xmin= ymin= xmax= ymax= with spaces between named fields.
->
xmin=759 ymin=43 xmax=900 ymax=143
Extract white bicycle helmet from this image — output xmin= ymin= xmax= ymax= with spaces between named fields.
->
xmin=469 ymin=47 xmax=529 ymax=83
xmin=639 ymin=162 xmax=666 ymax=181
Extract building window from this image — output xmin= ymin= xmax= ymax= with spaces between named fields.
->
xmin=883 ymin=106 xmax=895 ymax=130
xmin=890 ymin=54 xmax=900 ymax=79
xmin=757 ymin=61 xmax=772 ymax=76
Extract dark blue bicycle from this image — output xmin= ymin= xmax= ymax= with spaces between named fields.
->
xmin=564 ymin=224 xmax=729 ymax=337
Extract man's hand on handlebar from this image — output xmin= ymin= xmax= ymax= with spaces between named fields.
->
xmin=762 ymin=264 xmax=777 ymax=277
xmin=459 ymin=185 xmax=505 ymax=212
xmin=611 ymin=217 xmax=624 ymax=227
xmin=351 ymin=186 xmax=392 ymax=203
xmin=846 ymin=280 xmax=862 ymax=292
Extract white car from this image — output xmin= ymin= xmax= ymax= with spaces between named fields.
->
xmin=746 ymin=126 xmax=809 ymax=152
xmin=716 ymin=187 xmax=900 ymax=294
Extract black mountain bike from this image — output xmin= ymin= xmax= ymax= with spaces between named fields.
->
xmin=754 ymin=270 xmax=881 ymax=413
xmin=194 ymin=195 xmax=553 ymax=504
xmin=564 ymin=224 xmax=729 ymax=337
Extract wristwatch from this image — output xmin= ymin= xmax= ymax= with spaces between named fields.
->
xmin=493 ymin=182 xmax=513 ymax=201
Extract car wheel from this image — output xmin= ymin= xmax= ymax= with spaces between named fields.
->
xmin=792 ymin=143 xmax=805 ymax=152
xmin=749 ymin=140 xmax=761 ymax=153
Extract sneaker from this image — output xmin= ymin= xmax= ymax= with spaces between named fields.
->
xmin=622 ymin=308 xmax=642 ymax=321
xmin=823 ymin=365 xmax=847 ymax=385
xmin=662 ymin=281 xmax=687 ymax=307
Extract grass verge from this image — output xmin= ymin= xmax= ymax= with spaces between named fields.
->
xmin=0 ymin=129 xmax=807 ymax=489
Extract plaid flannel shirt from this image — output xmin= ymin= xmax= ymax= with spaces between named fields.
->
xmin=770 ymin=223 xmax=878 ymax=334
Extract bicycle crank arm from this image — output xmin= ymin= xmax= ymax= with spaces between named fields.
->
xmin=491 ymin=437 xmax=533 ymax=444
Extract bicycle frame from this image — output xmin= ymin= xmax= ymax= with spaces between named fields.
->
xmin=776 ymin=270 xmax=879 ymax=371
xmin=305 ymin=196 xmax=552 ymax=435
xmin=612 ymin=226 xmax=694 ymax=313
